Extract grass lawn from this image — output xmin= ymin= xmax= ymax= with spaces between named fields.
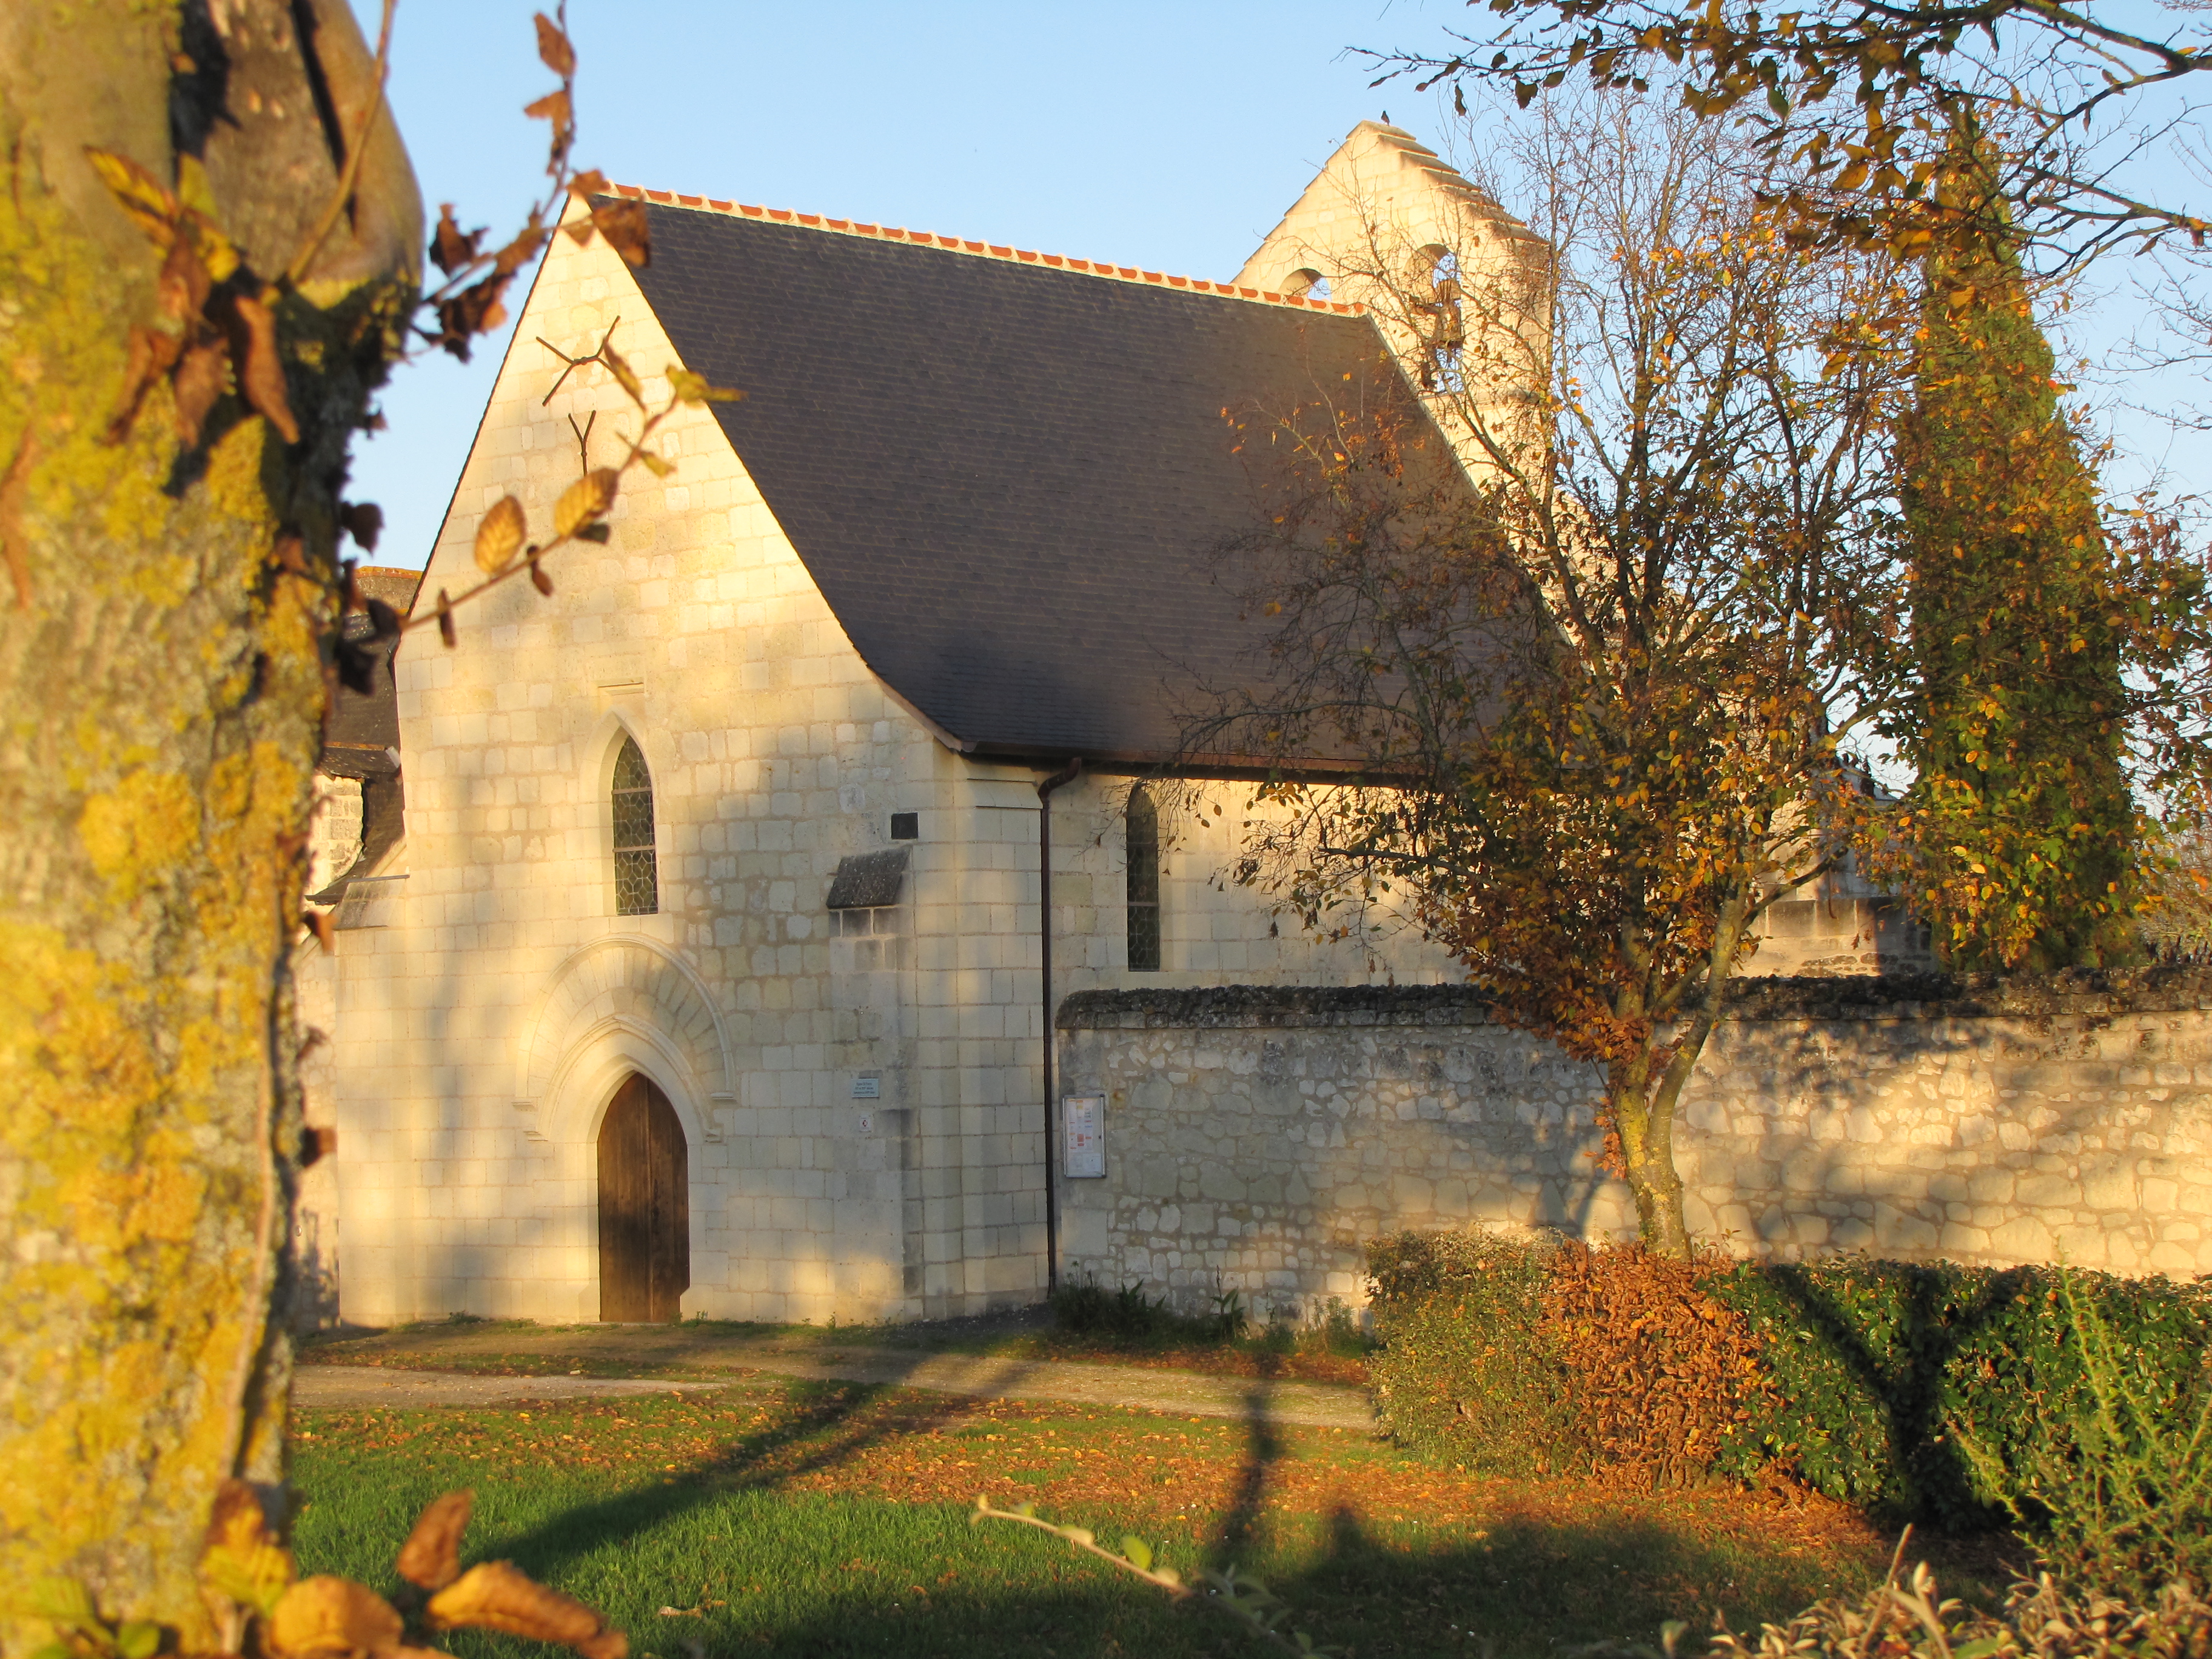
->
xmin=291 ymin=1379 xmax=2014 ymax=1658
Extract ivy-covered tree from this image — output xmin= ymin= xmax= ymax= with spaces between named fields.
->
xmin=1887 ymin=120 xmax=2136 ymax=971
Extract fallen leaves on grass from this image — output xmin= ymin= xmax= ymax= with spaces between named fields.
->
xmin=297 ymin=1382 xmax=1929 ymax=1601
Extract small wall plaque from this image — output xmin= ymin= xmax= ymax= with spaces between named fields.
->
xmin=1062 ymin=1094 xmax=1105 ymax=1179
xmin=852 ymin=1076 xmax=880 ymax=1099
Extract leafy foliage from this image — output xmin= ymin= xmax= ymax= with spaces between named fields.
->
xmin=1364 ymin=1228 xmax=1567 ymax=1474
xmin=1367 ymin=1232 xmax=1771 ymax=1481
xmin=1206 ymin=94 xmax=1911 ymax=1254
xmin=1866 ymin=120 xmax=2199 ymax=972
xmin=1712 ymin=1258 xmax=2212 ymax=1538
xmin=1708 ymin=1561 xmax=2212 ymax=1659
xmin=1951 ymin=1272 xmax=2212 ymax=1600
xmin=1050 ymin=1278 xmax=1245 ymax=1343
xmin=1368 ymin=1232 xmax=2212 ymax=1552
xmin=1366 ymin=0 xmax=2212 ymax=260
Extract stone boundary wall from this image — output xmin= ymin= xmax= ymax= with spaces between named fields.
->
xmin=1053 ymin=972 xmax=2212 ymax=1320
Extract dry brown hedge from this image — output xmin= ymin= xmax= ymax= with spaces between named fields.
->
xmin=1541 ymin=1240 xmax=1773 ymax=1487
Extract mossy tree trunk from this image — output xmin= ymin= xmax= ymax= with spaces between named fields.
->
xmin=0 ymin=1 xmax=418 ymax=1644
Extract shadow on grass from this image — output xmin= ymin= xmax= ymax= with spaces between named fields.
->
xmin=293 ymin=1376 xmax=2017 ymax=1658
xmin=451 ymin=1481 xmax=1965 ymax=1659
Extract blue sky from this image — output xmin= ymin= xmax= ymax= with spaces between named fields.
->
xmin=344 ymin=1 xmax=2211 ymax=568
xmin=343 ymin=0 xmax=1449 ymax=566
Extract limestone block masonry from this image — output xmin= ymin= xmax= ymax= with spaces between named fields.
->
xmin=1054 ymin=973 xmax=2212 ymax=1319
xmin=323 ymin=206 xmax=1463 ymax=1329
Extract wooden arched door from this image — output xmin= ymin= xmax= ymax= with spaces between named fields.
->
xmin=597 ymin=1074 xmax=689 ymax=1322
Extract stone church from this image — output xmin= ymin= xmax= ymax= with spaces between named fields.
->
xmin=302 ymin=123 xmax=1920 ymax=1329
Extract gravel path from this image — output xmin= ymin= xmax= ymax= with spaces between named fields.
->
xmin=296 ymin=1346 xmax=1373 ymax=1430
xmin=293 ymin=1369 xmax=739 ymax=1408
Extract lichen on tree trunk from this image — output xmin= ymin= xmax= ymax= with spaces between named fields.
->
xmin=0 ymin=1 xmax=419 ymax=1645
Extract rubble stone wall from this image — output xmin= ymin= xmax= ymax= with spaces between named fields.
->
xmin=1053 ymin=976 xmax=2212 ymax=1319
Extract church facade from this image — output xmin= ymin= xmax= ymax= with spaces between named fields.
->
xmin=309 ymin=124 xmax=1919 ymax=1329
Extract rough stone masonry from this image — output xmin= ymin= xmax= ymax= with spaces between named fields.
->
xmin=1053 ymin=974 xmax=2212 ymax=1319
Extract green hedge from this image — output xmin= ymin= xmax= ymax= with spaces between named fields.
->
xmin=1366 ymin=1232 xmax=2212 ymax=1524
xmin=1709 ymin=1258 xmax=2212 ymax=1526
xmin=1365 ymin=1230 xmax=1567 ymax=1476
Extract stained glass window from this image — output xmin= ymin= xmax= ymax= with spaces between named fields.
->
xmin=612 ymin=735 xmax=659 ymax=916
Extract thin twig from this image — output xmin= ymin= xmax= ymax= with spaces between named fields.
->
xmin=970 ymin=1500 xmax=1191 ymax=1597
xmin=393 ymin=401 xmax=675 ymax=641
xmin=286 ymin=0 xmax=397 ymax=284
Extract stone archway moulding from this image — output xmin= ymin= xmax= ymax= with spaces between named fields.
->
xmin=542 ymin=1025 xmax=708 ymax=1155
xmin=516 ymin=936 xmax=736 ymax=1138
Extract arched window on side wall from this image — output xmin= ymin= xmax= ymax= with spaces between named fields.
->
xmin=612 ymin=734 xmax=659 ymax=916
xmin=1125 ymin=786 xmax=1161 ymax=973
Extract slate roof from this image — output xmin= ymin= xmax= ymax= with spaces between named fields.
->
xmin=618 ymin=196 xmax=1456 ymax=766
xmin=320 ymin=565 xmax=420 ymax=773
xmin=309 ymin=565 xmax=418 ymax=904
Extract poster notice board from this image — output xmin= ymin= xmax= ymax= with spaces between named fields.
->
xmin=1062 ymin=1094 xmax=1105 ymax=1178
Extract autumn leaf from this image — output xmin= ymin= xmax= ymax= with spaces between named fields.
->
xmin=432 ymin=275 xmax=514 ymax=358
xmin=431 ymin=205 xmax=485 ymax=278
xmin=267 ymin=1577 xmax=404 ymax=1658
xmin=554 ymin=469 xmax=618 ymax=537
xmin=341 ymin=501 xmax=384 ymax=552
xmin=666 ymin=367 xmax=742 ymax=406
xmin=169 ymin=338 xmax=230 ymax=446
xmin=598 ymin=341 xmax=644 ymax=406
xmin=428 ymin=1561 xmax=626 ymax=1659
xmin=534 ymin=12 xmax=576 ymax=78
xmin=82 ymin=147 xmax=179 ymax=244
xmin=524 ymin=89 xmax=572 ymax=131
xmin=224 ymin=291 xmax=300 ymax=444
xmin=104 ymin=325 xmax=184 ymax=444
xmin=395 ymin=1490 xmax=474 ymax=1591
xmin=156 ymin=232 xmax=212 ymax=326
xmin=474 ymin=495 xmax=528 ymax=574
xmin=201 ymin=1480 xmax=297 ymax=1618
xmin=591 ymin=201 xmax=650 ymax=269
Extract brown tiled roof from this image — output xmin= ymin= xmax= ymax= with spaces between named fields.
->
xmin=618 ymin=196 xmax=1458 ymax=765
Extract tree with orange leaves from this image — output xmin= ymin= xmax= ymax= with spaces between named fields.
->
xmin=1201 ymin=93 xmax=1914 ymax=1256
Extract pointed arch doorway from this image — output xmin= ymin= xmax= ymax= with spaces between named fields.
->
xmin=597 ymin=1074 xmax=689 ymax=1322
